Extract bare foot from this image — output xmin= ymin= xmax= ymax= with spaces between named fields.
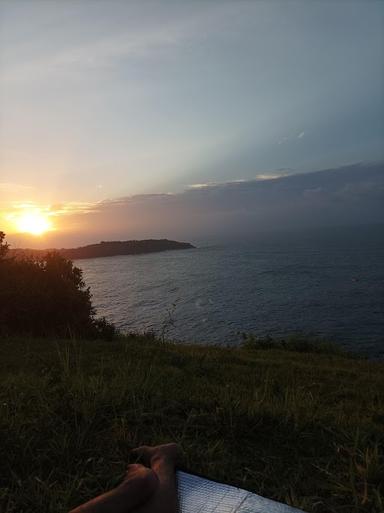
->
xmin=131 ymin=443 xmax=181 ymax=468
xmin=69 ymin=464 xmax=158 ymax=513
xmin=131 ymin=444 xmax=181 ymax=513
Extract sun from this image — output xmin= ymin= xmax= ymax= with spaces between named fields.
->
xmin=15 ymin=211 xmax=53 ymax=236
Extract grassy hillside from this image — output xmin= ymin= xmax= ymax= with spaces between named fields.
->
xmin=0 ymin=335 xmax=383 ymax=513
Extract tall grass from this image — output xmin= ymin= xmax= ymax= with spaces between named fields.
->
xmin=0 ymin=335 xmax=383 ymax=512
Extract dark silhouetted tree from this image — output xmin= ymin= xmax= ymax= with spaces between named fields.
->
xmin=0 ymin=231 xmax=9 ymax=259
xmin=0 ymin=233 xmax=116 ymax=339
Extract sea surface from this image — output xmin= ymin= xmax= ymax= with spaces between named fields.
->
xmin=77 ymin=227 xmax=384 ymax=358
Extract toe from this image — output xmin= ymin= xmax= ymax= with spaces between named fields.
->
xmin=122 ymin=465 xmax=158 ymax=498
xmin=130 ymin=445 xmax=152 ymax=465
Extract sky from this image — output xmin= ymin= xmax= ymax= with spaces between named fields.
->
xmin=0 ymin=0 xmax=383 ymax=247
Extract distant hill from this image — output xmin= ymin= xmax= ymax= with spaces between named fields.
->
xmin=9 ymin=239 xmax=195 ymax=260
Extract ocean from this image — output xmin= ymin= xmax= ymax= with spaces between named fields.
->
xmin=77 ymin=227 xmax=384 ymax=358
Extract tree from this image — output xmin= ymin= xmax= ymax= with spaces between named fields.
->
xmin=0 ymin=231 xmax=9 ymax=259
xmin=0 ymin=233 xmax=116 ymax=339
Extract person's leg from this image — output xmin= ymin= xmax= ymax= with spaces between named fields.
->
xmin=69 ymin=463 xmax=158 ymax=513
xmin=132 ymin=443 xmax=180 ymax=513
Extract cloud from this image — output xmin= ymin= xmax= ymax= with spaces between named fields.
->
xmin=255 ymin=171 xmax=292 ymax=180
xmin=49 ymin=25 xmax=187 ymax=71
xmin=1 ymin=201 xmax=100 ymax=236
xmin=188 ymin=183 xmax=211 ymax=189
xmin=4 ymin=162 xmax=383 ymax=248
xmin=72 ymin=161 xmax=384 ymax=242
xmin=188 ymin=179 xmax=248 ymax=189
xmin=48 ymin=202 xmax=100 ymax=216
xmin=277 ymin=130 xmax=305 ymax=144
xmin=188 ymin=172 xmax=292 ymax=189
xmin=2 ymin=26 xmax=186 ymax=83
xmin=2 ymin=3 xmax=225 ymax=84
xmin=2 ymin=201 xmax=98 ymax=216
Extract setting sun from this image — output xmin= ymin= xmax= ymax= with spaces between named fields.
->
xmin=15 ymin=211 xmax=53 ymax=236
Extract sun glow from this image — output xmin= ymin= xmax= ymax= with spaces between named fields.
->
xmin=14 ymin=210 xmax=53 ymax=236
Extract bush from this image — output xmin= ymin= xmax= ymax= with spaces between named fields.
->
xmin=0 ymin=232 xmax=116 ymax=339
xmin=240 ymin=333 xmax=350 ymax=356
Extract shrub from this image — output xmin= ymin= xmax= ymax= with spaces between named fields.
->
xmin=240 ymin=333 xmax=350 ymax=356
xmin=0 ymin=231 xmax=9 ymax=259
xmin=0 ymin=233 xmax=116 ymax=339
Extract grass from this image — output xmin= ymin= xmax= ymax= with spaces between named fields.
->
xmin=0 ymin=335 xmax=383 ymax=513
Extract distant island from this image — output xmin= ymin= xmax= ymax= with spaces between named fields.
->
xmin=10 ymin=239 xmax=195 ymax=260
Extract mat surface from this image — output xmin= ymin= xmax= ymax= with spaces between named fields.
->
xmin=177 ymin=471 xmax=305 ymax=513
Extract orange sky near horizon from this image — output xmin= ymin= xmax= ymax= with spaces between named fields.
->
xmin=0 ymin=200 xmax=100 ymax=248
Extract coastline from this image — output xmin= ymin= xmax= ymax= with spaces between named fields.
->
xmin=8 ymin=239 xmax=195 ymax=260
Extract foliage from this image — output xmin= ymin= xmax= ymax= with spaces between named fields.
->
xmin=240 ymin=333 xmax=352 ymax=356
xmin=0 ymin=234 xmax=116 ymax=339
xmin=0 ymin=335 xmax=383 ymax=513
xmin=0 ymin=231 xmax=9 ymax=259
